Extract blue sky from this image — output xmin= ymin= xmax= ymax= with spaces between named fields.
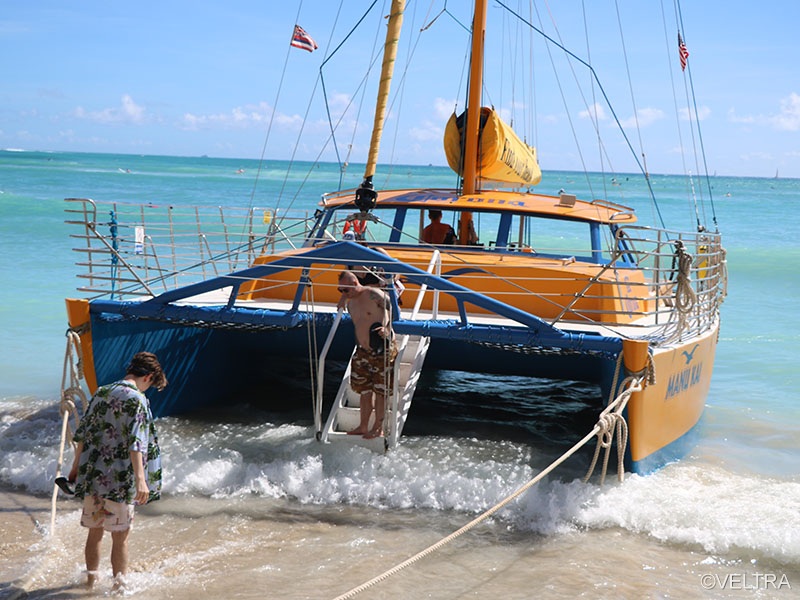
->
xmin=2 ymin=1 xmax=798 ymax=178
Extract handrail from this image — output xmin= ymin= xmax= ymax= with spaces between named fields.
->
xmin=384 ymin=248 xmax=441 ymax=446
xmin=314 ymin=307 xmax=345 ymax=438
xmin=65 ymin=199 xmax=725 ymax=345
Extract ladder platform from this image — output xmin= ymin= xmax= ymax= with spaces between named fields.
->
xmin=325 ymin=430 xmax=388 ymax=453
xmin=321 ymin=333 xmax=430 ymax=452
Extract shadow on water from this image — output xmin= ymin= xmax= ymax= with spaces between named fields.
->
xmin=2 ymin=361 xmax=607 ymax=491
xmin=181 ymin=361 xmax=606 ymax=477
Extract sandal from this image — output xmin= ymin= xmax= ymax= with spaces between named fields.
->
xmin=55 ymin=476 xmax=75 ymax=495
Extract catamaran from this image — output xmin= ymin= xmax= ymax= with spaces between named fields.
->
xmin=61 ymin=0 xmax=725 ymax=475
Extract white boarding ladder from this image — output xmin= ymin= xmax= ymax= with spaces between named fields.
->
xmin=316 ymin=251 xmax=441 ymax=452
xmin=320 ymin=332 xmax=430 ymax=452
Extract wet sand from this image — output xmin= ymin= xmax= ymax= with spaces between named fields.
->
xmin=5 ymin=486 xmax=798 ymax=600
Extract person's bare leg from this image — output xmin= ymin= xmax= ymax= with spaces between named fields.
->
xmin=85 ymin=527 xmax=104 ymax=588
xmin=110 ymin=529 xmax=130 ymax=591
xmin=348 ymin=391 xmax=374 ymax=435
xmin=365 ymin=392 xmax=385 ymax=439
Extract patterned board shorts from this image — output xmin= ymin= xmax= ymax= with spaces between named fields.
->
xmin=81 ymin=494 xmax=135 ymax=531
xmin=350 ymin=343 xmax=398 ymax=395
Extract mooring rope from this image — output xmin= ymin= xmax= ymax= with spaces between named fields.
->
xmin=331 ymin=373 xmax=644 ymax=600
xmin=6 ymin=332 xmax=93 ymax=600
xmin=674 ymin=241 xmax=696 ymax=313
xmin=51 ymin=331 xmax=88 ymax=534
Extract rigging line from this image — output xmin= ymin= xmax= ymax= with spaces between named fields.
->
xmin=528 ymin=0 xmax=537 ymax=149
xmin=535 ymin=0 xmax=595 ymax=198
xmin=498 ymin=0 xmax=668 ymax=229
xmin=581 ymin=0 xmax=615 ymax=230
xmin=291 ymin=0 xmax=381 ymax=199
xmin=245 ymin=1 xmax=304 ymax=219
xmin=672 ymin=2 xmax=705 ymax=230
xmin=380 ymin=1 xmax=464 ymax=190
xmin=272 ymin=3 xmax=347 ymax=221
xmin=580 ymin=0 xmax=611 ymax=219
xmin=543 ymin=0 xmax=625 ymax=215
xmin=277 ymin=46 xmax=384 ymax=214
xmin=613 ymin=0 xmax=648 ymax=181
xmin=341 ymin=10 xmax=386 ymax=180
xmin=336 ymin=1 xmax=381 ymax=182
xmin=381 ymin=1 xmax=462 ymax=188
xmin=382 ymin=0 xmax=418 ymax=185
xmin=659 ymin=0 xmax=699 ymax=230
xmin=676 ymin=0 xmax=717 ymax=231
xmin=274 ymin=1 xmax=376 ymax=230
xmin=420 ymin=1 xmax=471 ymax=33
xmin=319 ymin=0 xmax=384 ymax=191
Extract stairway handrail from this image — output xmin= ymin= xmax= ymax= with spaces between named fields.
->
xmin=315 ymin=306 xmax=345 ymax=438
xmin=385 ymin=250 xmax=440 ymax=446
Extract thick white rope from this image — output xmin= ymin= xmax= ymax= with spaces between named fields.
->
xmin=50 ymin=331 xmax=88 ymax=534
xmin=674 ymin=243 xmax=696 ymax=314
xmin=9 ymin=333 xmax=91 ymax=600
xmin=331 ymin=377 xmax=641 ymax=600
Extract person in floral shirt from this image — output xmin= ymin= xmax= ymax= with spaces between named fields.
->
xmin=68 ymin=351 xmax=167 ymax=590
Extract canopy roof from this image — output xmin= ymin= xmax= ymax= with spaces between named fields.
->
xmin=321 ymin=188 xmax=637 ymax=225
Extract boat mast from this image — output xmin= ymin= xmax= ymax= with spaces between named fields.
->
xmin=458 ymin=0 xmax=488 ymax=243
xmin=462 ymin=0 xmax=487 ymax=195
xmin=354 ymin=0 xmax=406 ymax=212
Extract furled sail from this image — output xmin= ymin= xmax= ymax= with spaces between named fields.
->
xmin=444 ymin=107 xmax=542 ymax=186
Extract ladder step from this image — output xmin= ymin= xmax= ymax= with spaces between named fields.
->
xmin=335 ymin=407 xmax=362 ymax=432
xmin=322 ymin=335 xmax=430 ymax=452
xmin=326 ymin=431 xmax=388 ymax=453
xmin=335 ymin=407 xmax=394 ymax=433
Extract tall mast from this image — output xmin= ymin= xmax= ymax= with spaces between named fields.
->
xmin=462 ymin=0 xmax=488 ymax=195
xmin=354 ymin=0 xmax=406 ymax=212
xmin=456 ymin=0 xmax=487 ymax=244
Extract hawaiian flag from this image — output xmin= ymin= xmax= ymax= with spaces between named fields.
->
xmin=291 ymin=24 xmax=318 ymax=52
xmin=678 ymin=32 xmax=689 ymax=71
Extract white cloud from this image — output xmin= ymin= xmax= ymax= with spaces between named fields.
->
xmin=434 ymin=97 xmax=457 ymax=121
xmin=579 ymin=103 xmax=608 ymax=122
xmin=408 ymin=121 xmax=442 ymax=142
xmin=180 ymin=102 xmax=303 ymax=131
xmin=400 ymin=98 xmax=455 ymax=143
xmin=73 ymin=94 xmax=146 ymax=124
xmin=728 ymin=108 xmax=755 ymax=125
xmin=738 ymin=151 xmax=773 ymax=162
xmin=728 ymin=93 xmax=800 ymax=131
xmin=620 ymin=107 xmax=664 ymax=128
xmin=679 ymin=105 xmax=711 ymax=121
xmin=771 ymin=92 xmax=800 ymax=131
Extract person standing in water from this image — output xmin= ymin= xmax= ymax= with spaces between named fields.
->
xmin=67 ymin=351 xmax=167 ymax=590
xmin=337 ymin=270 xmax=397 ymax=439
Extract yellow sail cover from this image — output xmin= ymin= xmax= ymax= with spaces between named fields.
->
xmin=444 ymin=107 xmax=542 ymax=186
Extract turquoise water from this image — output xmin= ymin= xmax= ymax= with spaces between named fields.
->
xmin=1 ymin=150 xmax=798 ymax=597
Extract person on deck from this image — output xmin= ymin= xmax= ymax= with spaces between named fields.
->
xmin=421 ymin=209 xmax=457 ymax=244
xmin=337 ymin=270 xmax=397 ymax=439
xmin=67 ymin=352 xmax=167 ymax=591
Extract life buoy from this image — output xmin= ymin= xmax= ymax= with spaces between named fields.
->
xmin=343 ymin=218 xmax=367 ymax=239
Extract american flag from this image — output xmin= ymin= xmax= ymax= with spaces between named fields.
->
xmin=678 ymin=33 xmax=689 ymax=71
xmin=290 ymin=25 xmax=318 ymax=53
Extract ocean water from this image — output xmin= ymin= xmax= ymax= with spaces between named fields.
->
xmin=1 ymin=150 xmax=798 ymax=598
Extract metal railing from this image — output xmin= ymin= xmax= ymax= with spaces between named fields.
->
xmin=65 ymin=198 xmax=313 ymax=300
xmin=65 ymin=199 xmax=726 ymax=343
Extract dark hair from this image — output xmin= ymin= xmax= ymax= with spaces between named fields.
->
xmin=126 ymin=352 xmax=168 ymax=391
xmin=428 ymin=209 xmax=443 ymax=219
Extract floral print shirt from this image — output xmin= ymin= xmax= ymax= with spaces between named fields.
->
xmin=73 ymin=380 xmax=161 ymax=504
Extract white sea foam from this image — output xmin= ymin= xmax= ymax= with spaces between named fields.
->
xmin=2 ymin=398 xmax=799 ymax=566
xmin=573 ymin=463 xmax=800 ymax=564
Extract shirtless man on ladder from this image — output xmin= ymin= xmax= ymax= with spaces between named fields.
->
xmin=337 ymin=270 xmax=397 ymax=439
